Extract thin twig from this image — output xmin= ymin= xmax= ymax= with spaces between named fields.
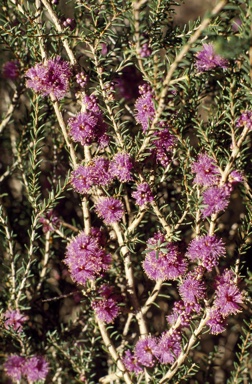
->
xmin=137 ymin=0 xmax=228 ymax=159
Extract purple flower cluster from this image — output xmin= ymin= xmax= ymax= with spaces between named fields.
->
xmin=64 ymin=230 xmax=111 ymax=285
xmin=71 ymin=154 xmax=134 ymax=194
xmin=132 ymin=182 xmax=154 ymax=206
xmin=154 ymin=331 xmax=181 ymax=364
xmin=109 ymin=152 xmax=133 ymax=182
xmin=195 ymin=43 xmax=228 ymax=72
xmin=135 ymin=84 xmax=155 ymax=132
xmin=122 ymin=350 xmax=143 ymax=374
xmin=68 ymin=95 xmax=108 ymax=147
xmin=236 ymin=110 xmax=252 ymax=130
xmin=192 ymin=154 xmax=220 ymax=186
xmin=192 ymin=154 xmax=243 ymax=218
xmin=186 ymin=234 xmax=225 ymax=271
xmin=135 ymin=336 xmax=157 ymax=367
xmin=26 ymin=56 xmax=71 ymax=99
xmin=167 ymin=300 xmax=202 ymax=327
xmin=178 ymin=272 xmax=206 ymax=304
xmin=123 ymin=331 xmax=181 ymax=373
xmin=207 ymin=269 xmax=243 ymax=334
xmin=143 ymin=232 xmax=187 ymax=281
xmin=95 ymin=197 xmax=124 ymax=224
xmin=92 ymin=285 xmax=120 ymax=323
xmin=71 ymin=157 xmax=112 ymax=194
xmin=3 ymin=309 xmax=28 ymax=333
xmin=201 ymin=185 xmax=231 ymax=218
xmin=2 ymin=60 xmax=20 ymax=80
xmin=4 ymin=355 xmax=49 ymax=383
xmin=152 ymin=125 xmax=176 ymax=167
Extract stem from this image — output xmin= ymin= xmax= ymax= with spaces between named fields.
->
xmin=137 ymin=0 xmax=228 ymax=159
xmin=112 ymin=222 xmax=148 ymax=336
xmin=40 ymin=0 xmax=77 ymax=65
xmin=160 ymin=309 xmax=211 ymax=383
xmin=97 ymin=320 xmax=133 ymax=384
xmin=37 ymin=230 xmax=51 ymax=292
xmin=209 ymin=125 xmax=249 ymax=236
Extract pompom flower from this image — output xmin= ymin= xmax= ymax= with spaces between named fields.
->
xmin=207 ymin=309 xmax=226 ymax=335
xmin=23 ymin=356 xmax=49 ymax=382
xmin=143 ymin=232 xmax=187 ymax=281
xmin=71 ymin=165 xmax=94 ymax=194
xmin=109 ymin=153 xmax=133 ymax=182
xmin=71 ymin=158 xmax=112 ymax=194
xmin=64 ymin=230 xmax=111 ymax=285
xmin=186 ymin=235 xmax=225 ymax=271
xmin=122 ymin=350 xmax=143 ymax=374
xmin=213 ymin=281 xmax=243 ymax=317
xmin=4 ymin=355 xmax=25 ymax=381
xmin=152 ymin=126 xmax=176 ymax=167
xmin=68 ymin=112 xmax=98 ymax=145
xmin=95 ymin=197 xmax=124 ymax=224
xmin=201 ymin=185 xmax=231 ymax=218
xmin=192 ymin=154 xmax=220 ymax=186
xmin=134 ymin=336 xmax=157 ymax=367
xmin=153 ymin=331 xmax=181 ymax=364
xmin=178 ymin=273 xmax=206 ymax=304
xmin=132 ymin=182 xmax=154 ymax=206
xmin=26 ymin=56 xmax=71 ymax=99
xmin=135 ymin=85 xmax=155 ymax=132
xmin=92 ymin=285 xmax=120 ymax=323
xmin=236 ymin=110 xmax=252 ymax=130
xmin=3 ymin=309 xmax=28 ymax=333
xmin=195 ymin=43 xmax=228 ymax=72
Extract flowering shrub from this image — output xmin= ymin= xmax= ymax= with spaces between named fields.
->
xmin=0 ymin=0 xmax=252 ymax=383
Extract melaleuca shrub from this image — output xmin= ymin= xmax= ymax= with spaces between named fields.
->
xmin=0 ymin=0 xmax=252 ymax=383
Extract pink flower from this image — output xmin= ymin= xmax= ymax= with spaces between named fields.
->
xmin=152 ymin=125 xmax=176 ymax=167
xmin=109 ymin=153 xmax=133 ymax=182
xmin=135 ymin=336 xmax=157 ymax=367
xmin=92 ymin=285 xmax=120 ymax=323
xmin=207 ymin=309 xmax=226 ymax=335
xmin=4 ymin=355 xmax=25 ymax=381
xmin=202 ymin=185 xmax=231 ymax=218
xmin=186 ymin=235 xmax=225 ymax=271
xmin=26 ymin=56 xmax=71 ymax=99
xmin=68 ymin=112 xmax=98 ymax=145
xmin=143 ymin=233 xmax=187 ymax=281
xmin=71 ymin=158 xmax=113 ymax=194
xmin=140 ymin=42 xmax=152 ymax=58
xmin=95 ymin=197 xmax=124 ymax=224
xmin=64 ymin=231 xmax=111 ymax=285
xmin=214 ymin=283 xmax=243 ymax=317
xmin=192 ymin=154 xmax=220 ymax=186
xmin=3 ymin=309 xmax=28 ymax=333
xmin=178 ymin=273 xmax=206 ymax=304
xmin=153 ymin=331 xmax=181 ymax=364
xmin=122 ymin=350 xmax=143 ymax=374
xmin=236 ymin=110 xmax=252 ymax=130
xmin=135 ymin=85 xmax=155 ymax=132
xmin=23 ymin=356 xmax=49 ymax=382
xmin=132 ymin=182 xmax=154 ymax=206
xmin=195 ymin=43 xmax=228 ymax=72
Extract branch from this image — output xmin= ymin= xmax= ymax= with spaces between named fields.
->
xmin=137 ymin=0 xmax=228 ymax=159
